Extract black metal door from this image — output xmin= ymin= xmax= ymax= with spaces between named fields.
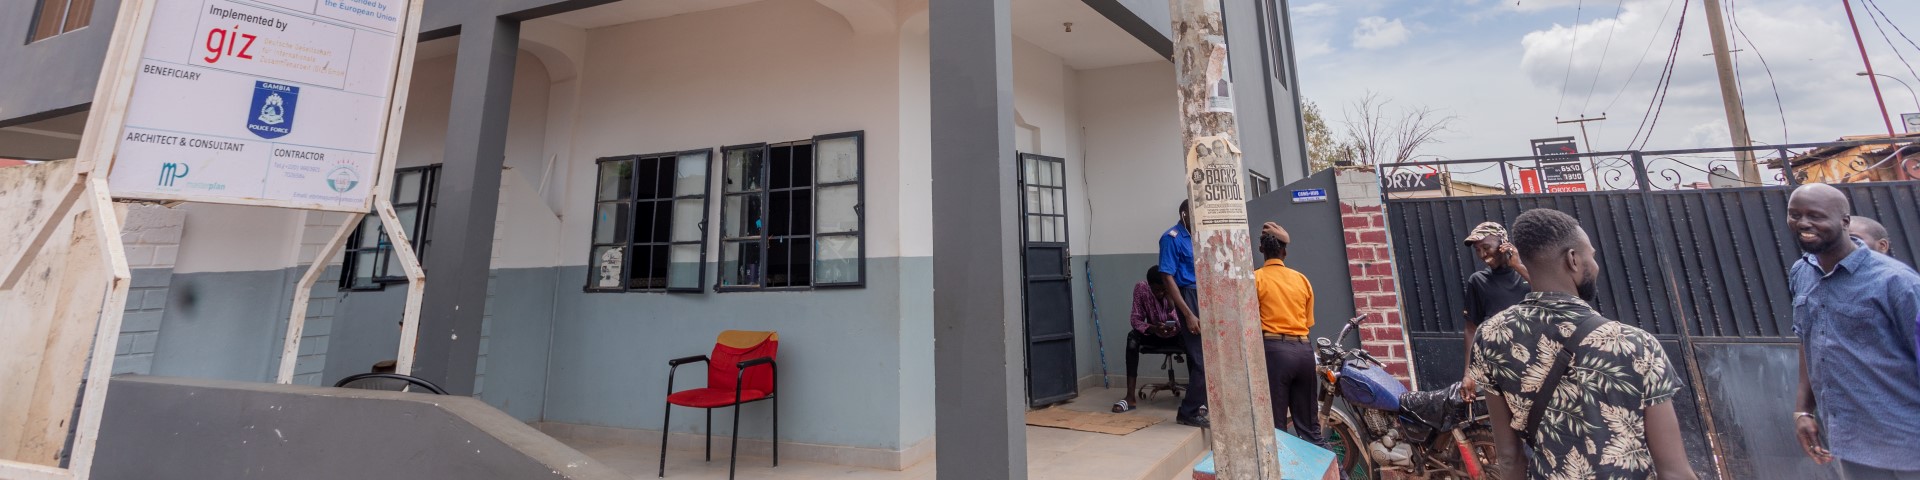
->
xmin=1019 ymin=153 xmax=1077 ymax=407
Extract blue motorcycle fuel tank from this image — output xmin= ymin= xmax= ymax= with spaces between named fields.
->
xmin=1337 ymin=360 xmax=1409 ymax=411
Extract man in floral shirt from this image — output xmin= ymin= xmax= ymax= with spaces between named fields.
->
xmin=1469 ymin=208 xmax=1696 ymax=480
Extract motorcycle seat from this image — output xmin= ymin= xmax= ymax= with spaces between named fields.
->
xmin=1397 ymin=382 xmax=1467 ymax=430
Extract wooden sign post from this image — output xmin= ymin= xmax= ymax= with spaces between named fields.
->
xmin=0 ymin=0 xmax=425 ymax=477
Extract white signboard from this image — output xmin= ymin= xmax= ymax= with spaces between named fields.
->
xmin=1903 ymin=113 xmax=1919 ymax=134
xmin=107 ymin=0 xmax=412 ymax=212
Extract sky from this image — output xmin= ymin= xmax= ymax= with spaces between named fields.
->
xmin=1287 ymin=0 xmax=1920 ymax=164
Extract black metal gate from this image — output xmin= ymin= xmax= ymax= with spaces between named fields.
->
xmin=1018 ymin=153 xmax=1077 ymax=407
xmin=1384 ymin=139 xmax=1920 ymax=480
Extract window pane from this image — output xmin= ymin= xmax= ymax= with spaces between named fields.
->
xmin=817 ymin=185 xmax=858 ymax=234
xmin=722 ymin=195 xmax=763 ymax=238
xmin=816 ymin=235 xmax=860 ymax=284
xmin=635 ymin=157 xmax=663 ymax=200
xmin=720 ymin=242 xmax=761 ymax=286
xmin=768 ymin=238 xmax=811 ymax=288
xmin=395 ymin=206 xmax=419 ymax=240
xmin=1025 ymin=186 xmax=1040 ymax=215
xmin=768 ymin=191 xmax=792 ymax=237
xmin=633 ymin=200 xmax=658 ymax=244
xmin=353 ymin=251 xmax=379 ymax=285
xmin=648 ymin=202 xmax=673 ymax=243
xmin=357 ymin=216 xmax=383 ymax=248
xmin=671 ymin=199 xmax=704 ymax=242
xmin=816 ymin=136 xmax=858 ymax=183
xmin=598 ymin=160 xmax=632 ymax=201
xmin=668 ymin=245 xmax=701 ymax=290
xmin=1052 ymin=189 xmax=1066 ymax=216
xmin=1052 ymin=161 xmax=1065 ymax=188
xmin=1023 ymin=158 xmax=1037 ymax=185
xmin=1027 ymin=216 xmax=1042 ymax=242
xmin=591 ymin=246 xmax=624 ymax=289
xmin=675 ymin=152 xmax=709 ymax=197
xmin=397 ymin=171 xmax=422 ymax=203
xmin=630 ymin=245 xmax=668 ymax=290
xmin=725 ymin=148 xmax=763 ymax=193
xmin=769 ymin=145 xmax=794 ymax=190
xmin=592 ymin=203 xmax=629 ymax=244
xmin=63 ymin=0 xmax=92 ymax=33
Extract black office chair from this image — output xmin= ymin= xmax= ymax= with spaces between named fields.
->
xmin=1137 ymin=343 xmax=1187 ymax=401
xmin=334 ymin=373 xmax=449 ymax=395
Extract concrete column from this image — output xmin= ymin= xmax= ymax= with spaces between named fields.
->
xmin=414 ymin=18 xmax=520 ymax=395
xmin=929 ymin=0 xmax=1025 ymax=478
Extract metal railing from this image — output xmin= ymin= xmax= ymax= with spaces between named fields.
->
xmin=1376 ymin=138 xmax=1919 ymax=198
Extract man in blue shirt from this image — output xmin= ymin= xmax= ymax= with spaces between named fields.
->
xmin=1159 ymin=200 xmax=1209 ymax=428
xmin=1787 ymin=184 xmax=1920 ymax=480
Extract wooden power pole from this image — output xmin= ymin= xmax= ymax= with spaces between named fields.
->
xmin=1700 ymin=0 xmax=1762 ymax=184
xmin=1167 ymin=1 xmax=1283 ymax=478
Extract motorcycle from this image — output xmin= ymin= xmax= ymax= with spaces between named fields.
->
xmin=1315 ymin=315 xmax=1501 ymax=480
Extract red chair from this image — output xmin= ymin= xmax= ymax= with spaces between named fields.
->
xmin=660 ymin=330 xmax=778 ymax=479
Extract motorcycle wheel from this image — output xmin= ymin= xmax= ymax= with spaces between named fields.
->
xmin=1322 ymin=400 xmax=1375 ymax=480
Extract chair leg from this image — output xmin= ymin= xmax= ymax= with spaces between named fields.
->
xmin=729 ymin=405 xmax=742 ymax=480
xmin=772 ymin=395 xmax=779 ymax=467
xmin=705 ymin=409 xmax=713 ymax=462
xmin=659 ymin=402 xmax=672 ymax=478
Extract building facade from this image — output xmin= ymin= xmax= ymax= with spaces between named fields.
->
xmin=0 ymin=0 xmax=1315 ymax=475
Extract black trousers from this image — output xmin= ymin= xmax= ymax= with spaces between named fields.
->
xmin=1178 ymin=287 xmax=1208 ymax=419
xmin=1125 ymin=330 xmax=1183 ymax=379
xmin=1264 ymin=338 xmax=1323 ymax=445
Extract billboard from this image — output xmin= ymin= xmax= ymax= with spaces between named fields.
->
xmin=1383 ymin=167 xmax=1444 ymax=193
xmin=106 ymin=0 xmax=414 ymax=212
xmin=1529 ymin=137 xmax=1587 ymax=192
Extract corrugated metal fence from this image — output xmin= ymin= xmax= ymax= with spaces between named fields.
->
xmin=1384 ymin=140 xmax=1919 ymax=480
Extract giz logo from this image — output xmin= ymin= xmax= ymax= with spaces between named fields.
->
xmin=158 ymin=163 xmax=190 ymax=187
xmin=204 ymin=25 xmax=257 ymax=64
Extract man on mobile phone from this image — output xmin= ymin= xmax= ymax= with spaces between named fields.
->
xmin=1460 ymin=222 xmax=1530 ymax=396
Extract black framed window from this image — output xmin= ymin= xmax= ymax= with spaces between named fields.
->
xmin=1248 ymin=170 xmax=1273 ymax=198
xmin=587 ymin=149 xmax=713 ymax=293
xmin=718 ymin=131 xmax=865 ymax=291
xmin=1260 ymin=0 xmax=1288 ymax=88
xmin=341 ymin=165 xmax=439 ymax=291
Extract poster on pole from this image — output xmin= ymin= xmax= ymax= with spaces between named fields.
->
xmin=106 ymin=0 xmax=414 ymax=212
xmin=1184 ymin=135 xmax=1247 ymax=232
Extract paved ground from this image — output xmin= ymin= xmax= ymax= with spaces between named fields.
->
xmin=560 ymin=386 xmax=1209 ymax=479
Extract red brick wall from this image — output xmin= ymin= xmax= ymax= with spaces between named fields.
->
xmin=1337 ymin=169 xmax=1417 ymax=387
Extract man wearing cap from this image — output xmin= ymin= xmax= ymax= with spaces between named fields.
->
xmin=1461 ymin=222 xmax=1529 ymax=394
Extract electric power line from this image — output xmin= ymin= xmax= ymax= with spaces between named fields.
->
xmin=1860 ymin=0 xmax=1920 ymax=88
xmin=1578 ymin=0 xmax=1630 ymax=115
xmin=1557 ymin=0 xmax=1588 ymax=120
xmin=1727 ymin=0 xmax=1791 ymax=143
xmin=1627 ymin=0 xmax=1691 ymax=150
xmin=1862 ymin=0 xmax=1920 ymax=56
xmin=1600 ymin=0 xmax=1684 ymax=116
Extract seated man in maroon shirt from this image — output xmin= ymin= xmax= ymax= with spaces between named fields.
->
xmin=1115 ymin=266 xmax=1184 ymax=413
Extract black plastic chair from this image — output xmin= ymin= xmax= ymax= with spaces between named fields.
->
xmin=1137 ymin=343 xmax=1187 ymax=401
xmin=333 ymin=372 xmax=449 ymax=395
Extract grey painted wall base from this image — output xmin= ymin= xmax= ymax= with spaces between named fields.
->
xmin=537 ymin=422 xmax=935 ymax=472
xmin=94 ymin=376 xmax=623 ymax=480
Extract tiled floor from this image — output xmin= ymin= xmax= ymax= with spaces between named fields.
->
xmin=561 ymin=387 xmax=1209 ymax=479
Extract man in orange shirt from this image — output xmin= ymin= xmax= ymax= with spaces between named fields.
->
xmin=1255 ymin=222 xmax=1320 ymax=446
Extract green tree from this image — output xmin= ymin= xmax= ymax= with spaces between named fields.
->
xmin=1303 ymin=99 xmax=1352 ymax=173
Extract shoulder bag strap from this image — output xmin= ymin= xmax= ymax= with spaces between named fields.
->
xmin=1522 ymin=313 xmax=1609 ymax=441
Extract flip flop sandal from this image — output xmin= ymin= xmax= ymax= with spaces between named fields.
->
xmin=1112 ymin=400 xmax=1136 ymax=413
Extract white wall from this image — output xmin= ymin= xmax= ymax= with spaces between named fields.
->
xmin=1012 ymin=38 xmax=1088 ymax=255
xmin=561 ymin=0 xmax=905 ymax=265
xmin=1075 ymin=61 xmax=1185 ymax=256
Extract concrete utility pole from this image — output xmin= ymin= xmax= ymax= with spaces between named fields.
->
xmin=1700 ymin=0 xmax=1761 ymax=183
xmin=1556 ymin=115 xmax=1607 ymax=154
xmin=1167 ymin=0 xmax=1281 ymax=478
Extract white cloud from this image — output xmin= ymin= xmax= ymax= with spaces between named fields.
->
xmin=1296 ymin=0 xmax=1920 ymax=166
xmin=1293 ymin=2 xmax=1338 ymax=17
xmin=1352 ymin=17 xmax=1411 ymax=50
xmin=1296 ymin=39 xmax=1336 ymax=60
